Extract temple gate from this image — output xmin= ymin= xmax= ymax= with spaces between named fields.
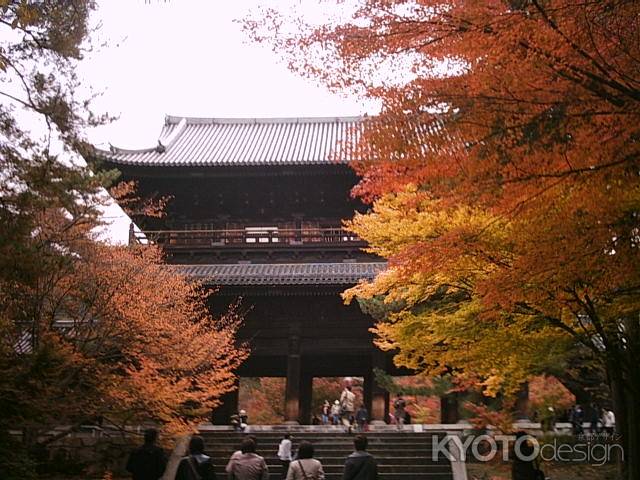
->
xmin=98 ymin=115 xmax=433 ymax=424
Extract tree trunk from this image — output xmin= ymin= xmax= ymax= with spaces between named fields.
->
xmin=162 ymin=435 xmax=190 ymax=480
xmin=608 ymin=356 xmax=639 ymax=480
xmin=624 ymin=390 xmax=640 ymax=480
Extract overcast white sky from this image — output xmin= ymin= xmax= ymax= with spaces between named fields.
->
xmin=84 ymin=0 xmax=373 ymax=150
xmin=78 ymin=0 xmax=375 ymax=242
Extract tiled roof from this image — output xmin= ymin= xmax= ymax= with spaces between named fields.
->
xmin=97 ymin=115 xmax=364 ymax=167
xmin=175 ymin=262 xmax=386 ymax=286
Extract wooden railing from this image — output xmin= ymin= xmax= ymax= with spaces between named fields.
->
xmin=133 ymin=227 xmax=364 ymax=249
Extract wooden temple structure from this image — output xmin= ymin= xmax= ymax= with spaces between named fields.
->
xmin=97 ymin=115 xmax=455 ymax=424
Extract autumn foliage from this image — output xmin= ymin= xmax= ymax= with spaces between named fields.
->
xmin=0 ymin=3 xmax=246 ymax=478
xmin=248 ymin=1 xmax=639 ymax=477
xmin=1 ymin=239 xmax=247 ymax=437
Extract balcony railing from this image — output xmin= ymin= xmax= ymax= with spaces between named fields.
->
xmin=133 ymin=227 xmax=365 ymax=249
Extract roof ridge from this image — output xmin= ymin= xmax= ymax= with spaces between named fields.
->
xmin=178 ymin=261 xmax=386 ymax=267
xmin=164 ymin=115 xmax=365 ymax=125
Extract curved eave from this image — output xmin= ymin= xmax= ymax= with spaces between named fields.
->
xmin=94 ymin=115 xmax=364 ymax=168
xmin=173 ymin=262 xmax=387 ymax=287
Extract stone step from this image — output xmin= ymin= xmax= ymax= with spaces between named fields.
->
xmin=203 ymin=439 xmax=440 ymax=445
xmin=204 ymin=442 xmax=437 ymax=450
xmin=208 ymin=452 xmax=447 ymax=462
xmin=201 ymin=429 xmax=455 ymax=480
xmin=212 ymin=456 xmax=450 ymax=466
xmin=201 ymin=434 xmax=442 ymax=442
xmin=210 ymin=448 xmax=439 ymax=456
xmin=200 ymin=432 xmax=445 ymax=438
xmin=213 ymin=469 xmax=453 ymax=480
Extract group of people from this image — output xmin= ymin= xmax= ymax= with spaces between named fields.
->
xmin=568 ymin=403 xmax=616 ymax=435
xmin=311 ymin=385 xmax=369 ymax=433
xmin=317 ymin=389 xmax=411 ymax=432
xmin=317 ymin=386 xmax=369 ymax=432
xmin=230 ymin=410 xmax=249 ymax=432
xmin=126 ymin=430 xmax=217 ymax=480
xmin=126 ymin=429 xmax=379 ymax=480
xmin=276 ymin=433 xmax=378 ymax=480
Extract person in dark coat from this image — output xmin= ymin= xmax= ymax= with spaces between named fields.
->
xmin=126 ymin=428 xmax=167 ymax=480
xmin=570 ymin=404 xmax=584 ymax=435
xmin=355 ymin=405 xmax=368 ymax=432
xmin=342 ymin=435 xmax=378 ymax=480
xmin=511 ymin=431 xmax=542 ymax=480
xmin=176 ymin=435 xmax=216 ymax=480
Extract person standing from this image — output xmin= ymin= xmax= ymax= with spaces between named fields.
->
xmin=511 ymin=431 xmax=543 ymax=480
xmin=393 ymin=394 xmax=406 ymax=430
xmin=286 ymin=441 xmax=325 ymax=480
xmin=589 ymin=403 xmax=600 ymax=434
xmin=340 ymin=386 xmax=356 ymax=431
xmin=321 ymin=400 xmax=331 ymax=425
xmin=227 ymin=437 xmax=269 ymax=480
xmin=602 ymin=408 xmax=616 ymax=435
xmin=570 ymin=404 xmax=584 ymax=435
xmin=342 ymin=435 xmax=378 ymax=480
xmin=226 ymin=436 xmax=258 ymax=475
xmin=331 ymin=400 xmax=341 ymax=425
xmin=355 ymin=405 xmax=368 ymax=432
xmin=175 ymin=435 xmax=216 ymax=480
xmin=277 ymin=434 xmax=293 ymax=479
xmin=126 ymin=428 xmax=167 ymax=480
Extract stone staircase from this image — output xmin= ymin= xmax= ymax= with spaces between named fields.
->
xmin=199 ymin=429 xmax=454 ymax=480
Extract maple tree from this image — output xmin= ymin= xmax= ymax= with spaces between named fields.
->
xmin=529 ymin=375 xmax=575 ymax=429
xmin=239 ymin=377 xmax=286 ymax=424
xmin=0 ymin=2 xmax=246 ymax=478
xmin=247 ymin=1 xmax=640 ymax=477
xmin=2 ymin=240 xmax=247 ymax=431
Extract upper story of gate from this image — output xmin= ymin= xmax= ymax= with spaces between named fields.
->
xmin=95 ymin=115 xmax=377 ymax=265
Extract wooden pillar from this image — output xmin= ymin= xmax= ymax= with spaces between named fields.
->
xmin=211 ymin=379 xmax=239 ymax=425
xmin=284 ymin=333 xmax=301 ymax=423
xmin=364 ymin=372 xmax=373 ymax=415
xmin=369 ymin=349 xmax=388 ymax=424
xmin=441 ymin=392 xmax=460 ymax=424
xmin=300 ymin=373 xmax=313 ymax=424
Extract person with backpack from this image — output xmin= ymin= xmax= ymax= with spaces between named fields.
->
xmin=227 ymin=437 xmax=269 ymax=480
xmin=342 ymin=435 xmax=378 ymax=480
xmin=175 ymin=435 xmax=216 ymax=480
xmin=286 ymin=441 xmax=325 ymax=480
xmin=340 ymin=385 xmax=356 ymax=431
xmin=126 ymin=428 xmax=167 ymax=480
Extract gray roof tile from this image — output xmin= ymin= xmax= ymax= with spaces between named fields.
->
xmin=98 ymin=115 xmax=364 ymax=167
xmin=174 ymin=262 xmax=386 ymax=286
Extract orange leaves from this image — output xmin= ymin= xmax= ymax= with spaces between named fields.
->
xmin=255 ymin=1 xmax=640 ymax=404
xmin=37 ymin=242 xmax=247 ymax=434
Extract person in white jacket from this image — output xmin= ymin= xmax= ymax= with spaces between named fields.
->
xmin=331 ymin=400 xmax=341 ymax=425
xmin=277 ymin=434 xmax=292 ymax=479
xmin=602 ymin=408 xmax=616 ymax=435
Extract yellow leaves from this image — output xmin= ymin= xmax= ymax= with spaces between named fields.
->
xmin=344 ymin=187 xmax=509 ymax=310
xmin=480 ymin=374 xmax=504 ymax=398
xmin=13 ymin=2 xmax=40 ymax=28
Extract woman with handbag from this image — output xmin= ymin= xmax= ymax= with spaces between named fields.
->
xmin=286 ymin=441 xmax=325 ymax=480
